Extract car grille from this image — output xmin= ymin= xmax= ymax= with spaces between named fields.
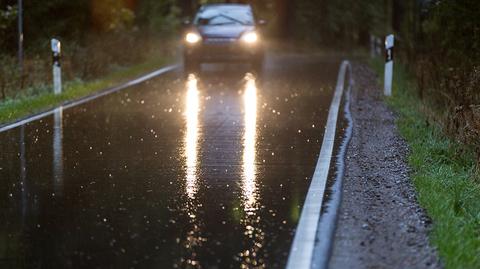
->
xmin=204 ymin=37 xmax=237 ymax=44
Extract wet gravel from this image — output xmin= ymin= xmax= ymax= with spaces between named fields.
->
xmin=328 ymin=63 xmax=442 ymax=268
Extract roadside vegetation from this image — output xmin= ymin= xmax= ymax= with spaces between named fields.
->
xmin=0 ymin=0 xmax=179 ymax=125
xmin=368 ymin=2 xmax=480 ymax=265
xmin=371 ymin=58 xmax=480 ymax=268
xmin=0 ymin=54 xmax=171 ymax=124
xmin=289 ymin=0 xmax=480 ymax=167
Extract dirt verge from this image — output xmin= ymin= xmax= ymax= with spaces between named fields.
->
xmin=328 ymin=63 xmax=441 ymax=268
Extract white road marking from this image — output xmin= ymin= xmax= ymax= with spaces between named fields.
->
xmin=0 ymin=64 xmax=178 ymax=133
xmin=286 ymin=60 xmax=351 ymax=269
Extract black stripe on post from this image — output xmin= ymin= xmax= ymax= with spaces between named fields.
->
xmin=385 ymin=47 xmax=394 ymax=63
xmin=52 ymin=52 xmax=61 ymax=67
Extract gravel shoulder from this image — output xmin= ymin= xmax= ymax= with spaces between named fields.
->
xmin=328 ymin=63 xmax=442 ymax=269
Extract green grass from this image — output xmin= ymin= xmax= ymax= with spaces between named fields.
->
xmin=370 ymin=58 xmax=480 ymax=268
xmin=0 ymin=57 xmax=172 ymax=125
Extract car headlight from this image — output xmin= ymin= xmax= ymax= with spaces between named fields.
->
xmin=241 ymin=31 xmax=258 ymax=44
xmin=185 ymin=32 xmax=201 ymax=44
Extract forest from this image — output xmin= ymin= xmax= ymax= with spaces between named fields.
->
xmin=0 ymin=0 xmax=479 ymax=162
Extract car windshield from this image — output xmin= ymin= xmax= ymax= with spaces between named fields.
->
xmin=194 ymin=6 xmax=254 ymax=26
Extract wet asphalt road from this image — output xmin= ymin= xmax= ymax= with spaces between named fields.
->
xmin=0 ymin=54 xmax=340 ymax=268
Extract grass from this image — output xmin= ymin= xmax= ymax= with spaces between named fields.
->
xmin=370 ymin=58 xmax=480 ymax=268
xmin=0 ymin=56 xmax=172 ymax=125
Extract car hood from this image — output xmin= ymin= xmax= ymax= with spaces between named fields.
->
xmin=197 ymin=25 xmax=254 ymax=39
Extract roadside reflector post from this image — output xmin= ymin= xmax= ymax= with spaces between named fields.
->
xmin=51 ymin=38 xmax=62 ymax=94
xmin=384 ymin=34 xmax=394 ymax=96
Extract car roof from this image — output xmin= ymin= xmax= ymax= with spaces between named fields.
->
xmin=199 ymin=3 xmax=252 ymax=11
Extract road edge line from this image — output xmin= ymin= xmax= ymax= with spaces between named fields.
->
xmin=286 ymin=60 xmax=351 ymax=269
xmin=0 ymin=64 xmax=179 ymax=133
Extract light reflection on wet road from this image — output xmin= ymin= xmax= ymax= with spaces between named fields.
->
xmin=0 ymin=54 xmax=339 ymax=268
xmin=185 ymin=74 xmax=200 ymax=199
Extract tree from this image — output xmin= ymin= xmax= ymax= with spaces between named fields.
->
xmin=91 ymin=0 xmax=135 ymax=32
xmin=136 ymin=0 xmax=180 ymax=34
xmin=0 ymin=4 xmax=17 ymax=51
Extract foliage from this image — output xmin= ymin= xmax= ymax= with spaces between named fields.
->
xmin=0 ymin=0 xmax=183 ymax=52
xmin=0 ymin=51 xmax=171 ymax=125
xmin=91 ymin=0 xmax=135 ymax=32
xmin=0 ymin=4 xmax=16 ymax=30
xmin=410 ymin=0 xmax=480 ymax=165
xmin=0 ymin=4 xmax=17 ymax=50
xmin=0 ymin=0 xmax=179 ymax=105
xmin=137 ymin=0 xmax=181 ymax=34
xmin=0 ymin=54 xmax=20 ymax=100
xmin=345 ymin=0 xmax=480 ymax=166
xmin=371 ymin=57 xmax=480 ymax=269
xmin=288 ymin=0 xmax=389 ymax=47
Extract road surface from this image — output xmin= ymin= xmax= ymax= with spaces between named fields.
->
xmin=0 ymin=54 xmax=342 ymax=268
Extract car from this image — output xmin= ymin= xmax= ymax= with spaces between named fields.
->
xmin=182 ymin=3 xmax=266 ymax=72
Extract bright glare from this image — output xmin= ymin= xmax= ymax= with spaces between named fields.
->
xmin=242 ymin=73 xmax=258 ymax=211
xmin=241 ymin=32 xmax=258 ymax=44
xmin=183 ymin=75 xmax=202 ymax=266
xmin=185 ymin=74 xmax=200 ymax=199
xmin=186 ymin=32 xmax=201 ymax=44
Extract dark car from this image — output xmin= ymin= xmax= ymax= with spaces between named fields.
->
xmin=183 ymin=3 xmax=265 ymax=71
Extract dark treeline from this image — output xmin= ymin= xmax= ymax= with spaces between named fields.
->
xmin=1 ymin=0 xmax=479 ymax=160
xmin=0 ymin=0 xmax=391 ymax=54
xmin=0 ymin=0 xmax=177 ymax=52
xmin=411 ymin=0 xmax=480 ymax=162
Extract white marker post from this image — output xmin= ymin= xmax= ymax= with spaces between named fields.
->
xmin=51 ymin=38 xmax=62 ymax=94
xmin=384 ymin=34 xmax=394 ymax=96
